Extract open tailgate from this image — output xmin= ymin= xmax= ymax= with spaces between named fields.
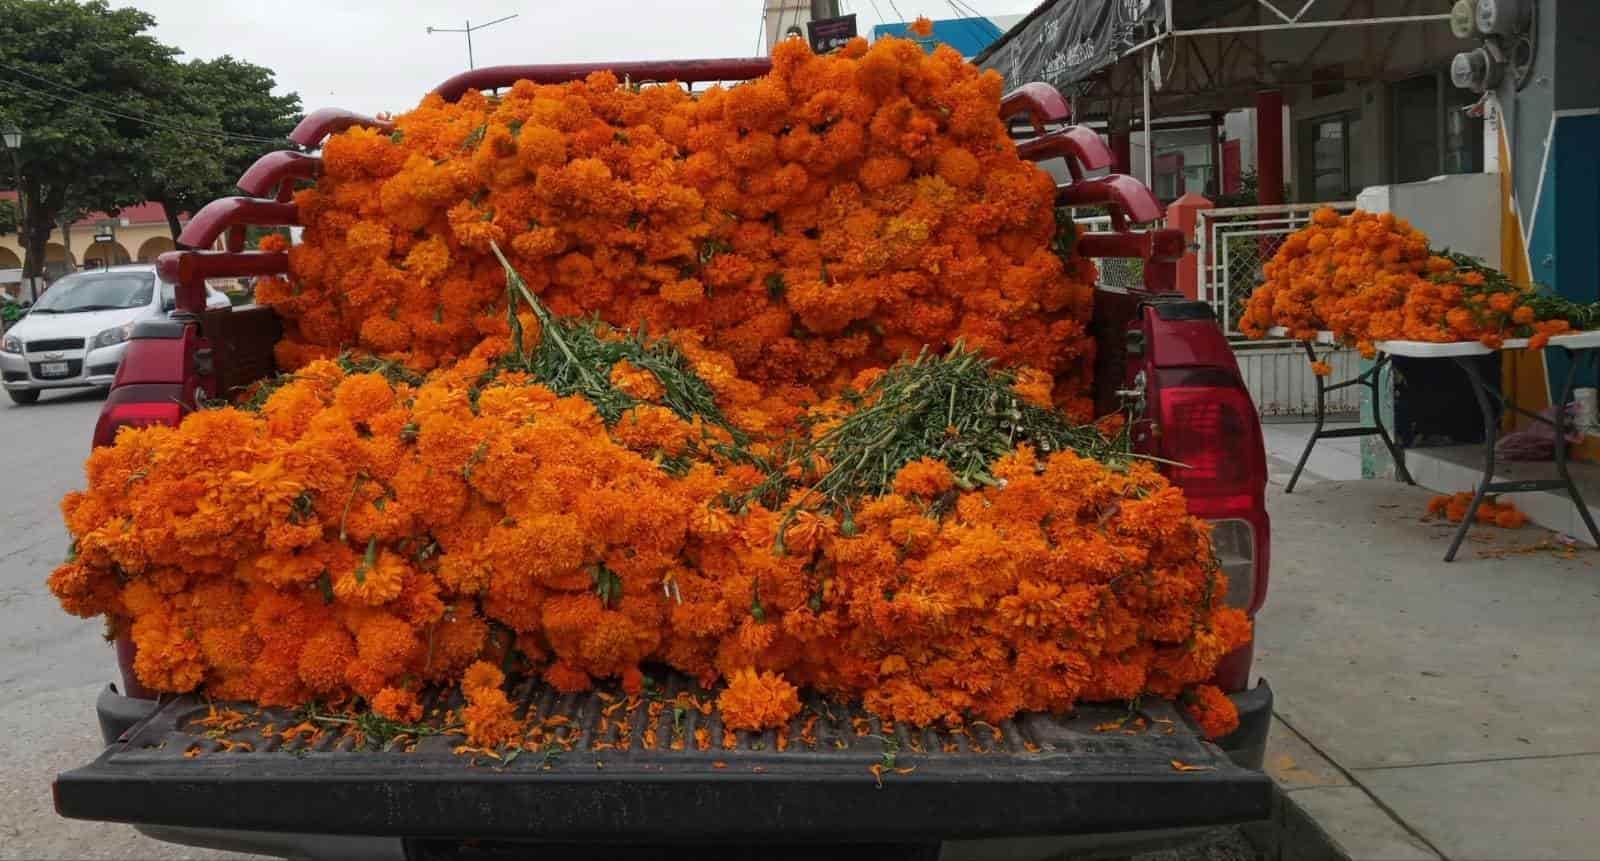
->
xmin=56 ymin=680 xmax=1270 ymax=841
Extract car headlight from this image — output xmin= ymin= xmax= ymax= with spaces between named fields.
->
xmin=0 ymin=334 xmax=20 ymax=354
xmin=91 ymin=322 xmax=136 ymax=350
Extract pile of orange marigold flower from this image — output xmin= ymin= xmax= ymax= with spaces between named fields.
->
xmin=257 ymin=33 xmax=1100 ymax=418
xmin=49 ymin=34 xmax=1251 ymax=747
xmin=1240 ymin=208 xmax=1577 ymax=356
xmin=1426 ymin=492 xmax=1527 ymax=528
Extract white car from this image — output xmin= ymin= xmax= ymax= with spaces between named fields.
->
xmin=0 ymin=265 xmax=230 ymax=405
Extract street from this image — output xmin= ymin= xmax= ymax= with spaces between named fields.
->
xmin=0 ymin=389 xmax=255 ymax=859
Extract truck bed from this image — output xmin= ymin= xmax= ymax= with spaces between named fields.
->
xmin=56 ymin=676 xmax=1270 ymax=843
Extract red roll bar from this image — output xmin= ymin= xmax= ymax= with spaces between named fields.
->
xmin=179 ymin=198 xmax=300 ymax=251
xmin=237 ymin=151 xmax=321 ymax=201
xmin=1055 ymin=175 xmax=1164 ymax=230
xmin=1000 ymin=82 xmax=1070 ymax=132
xmin=433 ymin=58 xmax=775 ymax=102
xmin=157 ymin=250 xmax=289 ymax=314
xmin=291 ymin=108 xmax=395 ymax=148
xmin=1016 ymin=126 xmax=1113 ymax=181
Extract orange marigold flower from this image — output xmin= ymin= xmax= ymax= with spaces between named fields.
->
xmin=1183 ymin=685 xmax=1239 ymax=740
xmin=718 ymin=668 xmax=802 ymax=731
xmin=333 ymin=546 xmax=408 ymax=606
xmin=909 ymin=16 xmax=934 ymax=37
xmin=609 ymin=359 xmax=666 ymax=401
xmin=372 ymin=686 xmax=423 ymax=722
xmin=1309 ymin=360 xmax=1333 ymax=377
xmin=891 ymin=457 xmax=956 ymax=498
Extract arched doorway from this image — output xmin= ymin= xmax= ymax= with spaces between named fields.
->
xmin=44 ymin=243 xmax=75 ymax=280
xmin=0 ymin=247 xmax=20 ymax=302
xmin=82 ymin=240 xmax=132 ymax=269
xmin=136 ymin=235 xmax=176 ymax=262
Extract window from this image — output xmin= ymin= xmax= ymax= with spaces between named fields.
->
xmin=1305 ymin=113 xmax=1360 ymax=200
xmin=1392 ymin=75 xmax=1441 ymax=184
xmin=31 ymin=271 xmax=153 ymax=313
xmin=1391 ymin=72 xmax=1484 ymax=183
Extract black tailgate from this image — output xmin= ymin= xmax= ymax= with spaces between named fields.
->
xmin=55 ymin=678 xmax=1270 ymax=841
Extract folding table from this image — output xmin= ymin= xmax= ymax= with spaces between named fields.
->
xmin=1375 ymin=332 xmax=1600 ymax=561
xmin=1264 ymin=328 xmax=1415 ymax=494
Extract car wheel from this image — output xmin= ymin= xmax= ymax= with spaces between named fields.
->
xmin=7 ymin=389 xmax=40 ymax=405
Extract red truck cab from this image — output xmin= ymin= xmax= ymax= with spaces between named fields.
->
xmin=60 ymin=59 xmax=1272 ymax=860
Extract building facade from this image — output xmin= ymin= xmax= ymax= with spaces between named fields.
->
xmin=0 ymin=200 xmax=182 ymax=300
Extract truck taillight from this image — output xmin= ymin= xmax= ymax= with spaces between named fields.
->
xmin=1152 ymin=368 xmax=1270 ymax=616
xmin=93 ymin=394 xmax=183 ymax=448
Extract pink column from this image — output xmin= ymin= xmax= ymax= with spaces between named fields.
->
xmin=1166 ymin=192 xmax=1215 ymax=301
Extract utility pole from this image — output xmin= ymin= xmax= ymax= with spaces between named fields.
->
xmin=810 ymin=0 xmax=840 ymax=18
xmin=426 ymin=14 xmax=518 ymax=70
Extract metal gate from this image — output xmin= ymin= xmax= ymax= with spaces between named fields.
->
xmin=1196 ymin=201 xmax=1356 ymax=333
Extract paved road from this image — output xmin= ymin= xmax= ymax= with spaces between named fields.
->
xmin=0 ymin=388 xmax=256 ymax=860
xmin=0 ymin=386 xmax=1255 ymax=861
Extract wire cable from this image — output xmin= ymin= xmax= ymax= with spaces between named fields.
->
xmin=867 ymin=0 xmax=888 ymax=35
xmin=886 ymin=0 xmax=907 ymax=23
xmin=0 ymin=68 xmax=287 ymax=145
xmin=0 ymin=60 xmax=290 ymax=144
xmin=950 ymin=0 xmax=1005 ymax=38
xmin=944 ymin=0 xmax=1000 ymax=54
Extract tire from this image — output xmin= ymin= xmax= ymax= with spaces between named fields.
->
xmin=7 ymin=388 xmax=39 ymax=405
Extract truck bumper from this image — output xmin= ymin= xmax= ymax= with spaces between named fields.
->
xmin=79 ymin=682 xmax=1274 ymax=861
xmin=1219 ymin=678 xmax=1273 ymax=771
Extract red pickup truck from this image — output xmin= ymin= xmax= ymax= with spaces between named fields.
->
xmin=54 ymin=59 xmax=1273 ymax=861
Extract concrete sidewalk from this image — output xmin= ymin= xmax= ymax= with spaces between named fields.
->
xmin=1251 ymin=456 xmax=1600 ymax=859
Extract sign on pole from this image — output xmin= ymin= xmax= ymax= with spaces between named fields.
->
xmin=807 ymin=14 xmax=858 ymax=54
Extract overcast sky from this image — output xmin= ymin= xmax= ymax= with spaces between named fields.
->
xmin=124 ymin=0 xmax=1038 ymax=116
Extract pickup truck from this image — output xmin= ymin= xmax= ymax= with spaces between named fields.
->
xmin=53 ymin=58 xmax=1274 ymax=861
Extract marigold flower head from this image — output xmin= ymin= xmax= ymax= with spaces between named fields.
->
xmin=718 ymin=668 xmax=802 ymax=731
xmin=1183 ymin=684 xmax=1239 ymax=739
xmin=891 ymin=457 xmax=956 ymax=498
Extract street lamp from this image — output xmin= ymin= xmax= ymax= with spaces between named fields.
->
xmin=0 ymin=125 xmax=33 ymax=301
xmin=426 ymin=14 xmax=518 ymax=70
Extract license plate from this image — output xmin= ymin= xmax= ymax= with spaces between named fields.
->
xmin=39 ymin=361 xmax=69 ymax=378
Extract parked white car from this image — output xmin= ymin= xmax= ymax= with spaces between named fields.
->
xmin=0 ymin=265 xmax=230 ymax=405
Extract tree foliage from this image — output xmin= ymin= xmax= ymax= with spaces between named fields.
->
xmin=0 ymin=0 xmax=302 ymax=275
xmin=0 ymin=0 xmax=175 ymax=276
xmin=142 ymin=56 xmax=302 ymax=240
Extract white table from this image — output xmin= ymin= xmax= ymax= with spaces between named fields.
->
xmin=1264 ymin=328 xmax=1415 ymax=494
xmin=1379 ymin=332 xmax=1600 ymax=561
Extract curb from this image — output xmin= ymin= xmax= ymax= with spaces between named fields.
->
xmin=1244 ymin=717 xmax=1443 ymax=861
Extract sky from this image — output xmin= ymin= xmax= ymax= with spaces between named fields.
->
xmin=124 ymin=0 xmax=1040 ymax=116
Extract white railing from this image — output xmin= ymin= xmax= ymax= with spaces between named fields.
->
xmin=1196 ymin=201 xmax=1356 ymax=333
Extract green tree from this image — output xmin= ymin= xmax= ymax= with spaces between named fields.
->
xmin=0 ymin=199 xmax=16 ymax=235
xmin=0 ymin=0 xmax=175 ymax=279
xmin=141 ymin=57 xmax=302 ymax=241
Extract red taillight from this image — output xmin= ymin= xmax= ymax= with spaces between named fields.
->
xmin=1151 ymin=368 xmax=1272 ymax=623
xmin=1154 ymin=371 xmax=1266 ymax=511
xmin=92 ymin=399 xmax=182 ymax=447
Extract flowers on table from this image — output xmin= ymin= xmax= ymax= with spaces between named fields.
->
xmin=1240 ymin=208 xmax=1583 ymax=356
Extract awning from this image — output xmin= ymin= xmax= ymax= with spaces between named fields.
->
xmin=978 ymin=0 xmax=1459 ymax=118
